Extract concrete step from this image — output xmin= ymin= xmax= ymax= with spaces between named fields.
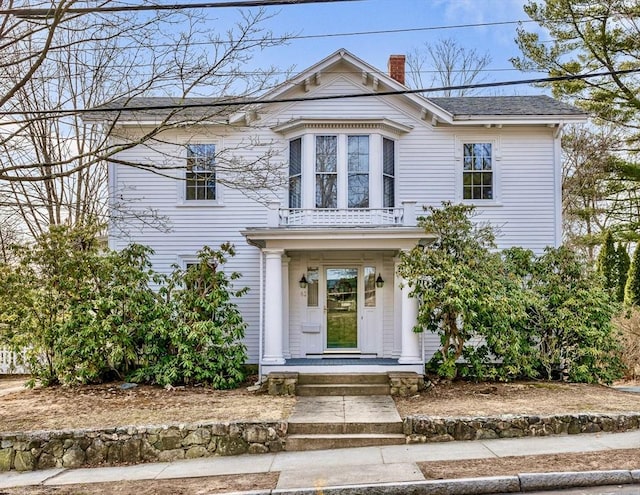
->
xmin=297 ymin=373 xmax=389 ymax=385
xmin=286 ymin=433 xmax=406 ymax=451
xmin=288 ymin=421 xmax=404 ymax=435
xmin=296 ymin=384 xmax=390 ymax=396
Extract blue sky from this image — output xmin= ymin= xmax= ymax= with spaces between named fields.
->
xmin=209 ymin=0 xmax=544 ymax=93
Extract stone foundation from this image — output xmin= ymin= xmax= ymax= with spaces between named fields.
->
xmin=267 ymin=372 xmax=298 ymax=396
xmin=404 ymin=412 xmax=640 ymax=443
xmin=0 ymin=421 xmax=286 ymax=472
xmin=388 ymin=372 xmax=425 ymax=396
xmin=267 ymin=372 xmax=425 ymax=396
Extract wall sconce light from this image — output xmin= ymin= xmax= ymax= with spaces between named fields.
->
xmin=376 ymin=274 xmax=384 ymax=288
xmin=299 ymin=275 xmax=308 ymax=289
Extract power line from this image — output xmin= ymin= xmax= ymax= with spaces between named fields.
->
xmin=0 ymin=68 xmax=637 ymax=117
xmin=2 ymin=0 xmax=362 ymax=17
xmin=0 ymin=67 xmax=547 ymax=81
xmin=7 ymin=18 xmax=542 ymax=50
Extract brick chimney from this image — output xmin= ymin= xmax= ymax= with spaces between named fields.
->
xmin=388 ymin=55 xmax=405 ymax=85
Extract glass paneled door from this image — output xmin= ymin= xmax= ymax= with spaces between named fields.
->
xmin=326 ymin=268 xmax=358 ymax=349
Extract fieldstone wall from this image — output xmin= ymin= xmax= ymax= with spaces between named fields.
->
xmin=388 ymin=372 xmax=425 ymax=397
xmin=0 ymin=421 xmax=286 ymax=472
xmin=404 ymin=412 xmax=640 ymax=443
xmin=267 ymin=372 xmax=298 ymax=396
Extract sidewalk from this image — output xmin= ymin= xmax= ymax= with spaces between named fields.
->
xmin=2 ymin=428 xmax=640 ymax=491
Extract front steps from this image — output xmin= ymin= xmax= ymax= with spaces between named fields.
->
xmin=286 ymin=432 xmax=406 ymax=451
xmin=285 ymin=374 xmax=405 ymax=451
xmin=296 ymin=373 xmax=390 ymax=396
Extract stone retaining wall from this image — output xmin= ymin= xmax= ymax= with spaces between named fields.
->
xmin=0 ymin=421 xmax=287 ymax=472
xmin=4 ymin=412 xmax=640 ymax=472
xmin=404 ymin=412 xmax=640 ymax=443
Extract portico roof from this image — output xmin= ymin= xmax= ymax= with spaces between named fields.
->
xmin=241 ymin=226 xmax=434 ymax=251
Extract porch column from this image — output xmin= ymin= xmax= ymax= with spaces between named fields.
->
xmin=282 ymin=255 xmax=291 ymax=359
xmin=398 ymin=275 xmax=422 ymax=364
xmin=263 ymin=248 xmax=285 ymax=364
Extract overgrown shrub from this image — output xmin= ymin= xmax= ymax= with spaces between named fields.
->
xmin=132 ymin=244 xmax=247 ymax=388
xmin=507 ymin=246 xmax=623 ymax=383
xmin=613 ymin=309 xmax=640 ymax=380
xmin=400 ymin=202 xmax=623 ymax=383
xmin=0 ymin=226 xmax=247 ymax=388
xmin=398 ymin=203 xmax=534 ymax=381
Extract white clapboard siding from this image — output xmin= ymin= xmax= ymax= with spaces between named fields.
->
xmin=110 ymin=65 xmax=561 ymax=364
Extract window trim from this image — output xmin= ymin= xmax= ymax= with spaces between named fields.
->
xmin=177 ymin=141 xmax=224 ymax=207
xmin=455 ymin=135 xmax=501 ymax=206
xmin=382 ymin=137 xmax=396 ymax=209
xmin=288 ymin=131 xmax=398 ymax=210
xmin=289 ymin=137 xmax=303 ymax=209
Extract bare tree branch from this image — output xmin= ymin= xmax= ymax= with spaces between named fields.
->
xmin=406 ymin=38 xmax=492 ymax=96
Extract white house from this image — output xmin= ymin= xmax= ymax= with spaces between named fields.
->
xmin=101 ymin=49 xmax=587 ymax=378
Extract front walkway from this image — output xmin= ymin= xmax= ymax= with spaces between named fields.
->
xmin=3 ymin=429 xmax=640 ymax=490
xmin=289 ymin=395 xmax=401 ymax=424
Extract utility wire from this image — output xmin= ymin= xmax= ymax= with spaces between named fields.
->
xmin=0 ymin=68 xmax=637 ymax=117
xmin=2 ymin=0 xmax=362 ymax=17
xmin=0 ymin=19 xmax=561 ymax=49
xmin=0 ymin=67 xmax=547 ymax=81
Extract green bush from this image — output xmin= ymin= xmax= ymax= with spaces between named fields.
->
xmin=0 ymin=227 xmax=247 ymax=388
xmin=400 ymin=202 xmax=623 ymax=383
xmin=132 ymin=244 xmax=247 ymax=388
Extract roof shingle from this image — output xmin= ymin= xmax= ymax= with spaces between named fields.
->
xmin=428 ymin=95 xmax=586 ymax=116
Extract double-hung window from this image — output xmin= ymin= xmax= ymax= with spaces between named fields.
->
xmin=382 ymin=138 xmax=395 ymax=208
xmin=463 ymin=143 xmax=493 ymax=200
xmin=347 ymin=136 xmax=369 ymax=208
xmin=289 ymin=138 xmax=302 ymax=208
xmin=186 ymin=144 xmax=216 ymax=201
xmin=315 ymin=136 xmax=338 ymax=208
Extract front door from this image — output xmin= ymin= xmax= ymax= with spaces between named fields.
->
xmin=325 ymin=267 xmax=358 ymax=349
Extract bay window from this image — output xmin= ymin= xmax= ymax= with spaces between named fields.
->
xmin=288 ymin=133 xmax=394 ymax=210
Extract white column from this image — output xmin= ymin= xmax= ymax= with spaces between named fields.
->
xmin=263 ymin=248 xmax=285 ymax=364
xmin=282 ymin=255 xmax=291 ymax=359
xmin=392 ymin=256 xmax=402 ymax=358
xmin=398 ymin=275 xmax=422 ymax=364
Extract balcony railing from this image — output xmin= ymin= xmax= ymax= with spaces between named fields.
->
xmin=265 ymin=202 xmax=417 ymax=227
xmin=280 ymin=207 xmax=404 ymax=226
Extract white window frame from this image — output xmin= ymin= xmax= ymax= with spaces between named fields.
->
xmin=455 ymin=135 xmax=501 ymax=206
xmin=382 ymin=137 xmax=396 ymax=209
xmin=177 ymin=141 xmax=224 ymax=207
xmin=293 ymin=131 xmax=396 ymax=210
xmin=288 ymin=137 xmax=303 ymax=209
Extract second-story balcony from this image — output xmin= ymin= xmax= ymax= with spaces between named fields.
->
xmin=266 ymin=201 xmax=417 ymax=228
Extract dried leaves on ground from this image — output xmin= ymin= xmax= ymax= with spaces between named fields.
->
xmin=395 ymin=380 xmax=640 ymax=417
xmin=3 ymin=450 xmax=640 ymax=494
xmin=0 ymin=377 xmax=294 ymax=432
xmin=0 ymin=472 xmax=278 ymax=495
xmin=420 ymin=449 xmax=640 ymax=479
xmin=3 ymin=376 xmax=640 ymax=434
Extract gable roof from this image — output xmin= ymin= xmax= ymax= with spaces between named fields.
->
xmin=84 ymin=97 xmax=236 ymax=122
xmin=429 ymin=96 xmax=585 ymax=117
xmin=85 ymin=49 xmax=588 ymax=125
